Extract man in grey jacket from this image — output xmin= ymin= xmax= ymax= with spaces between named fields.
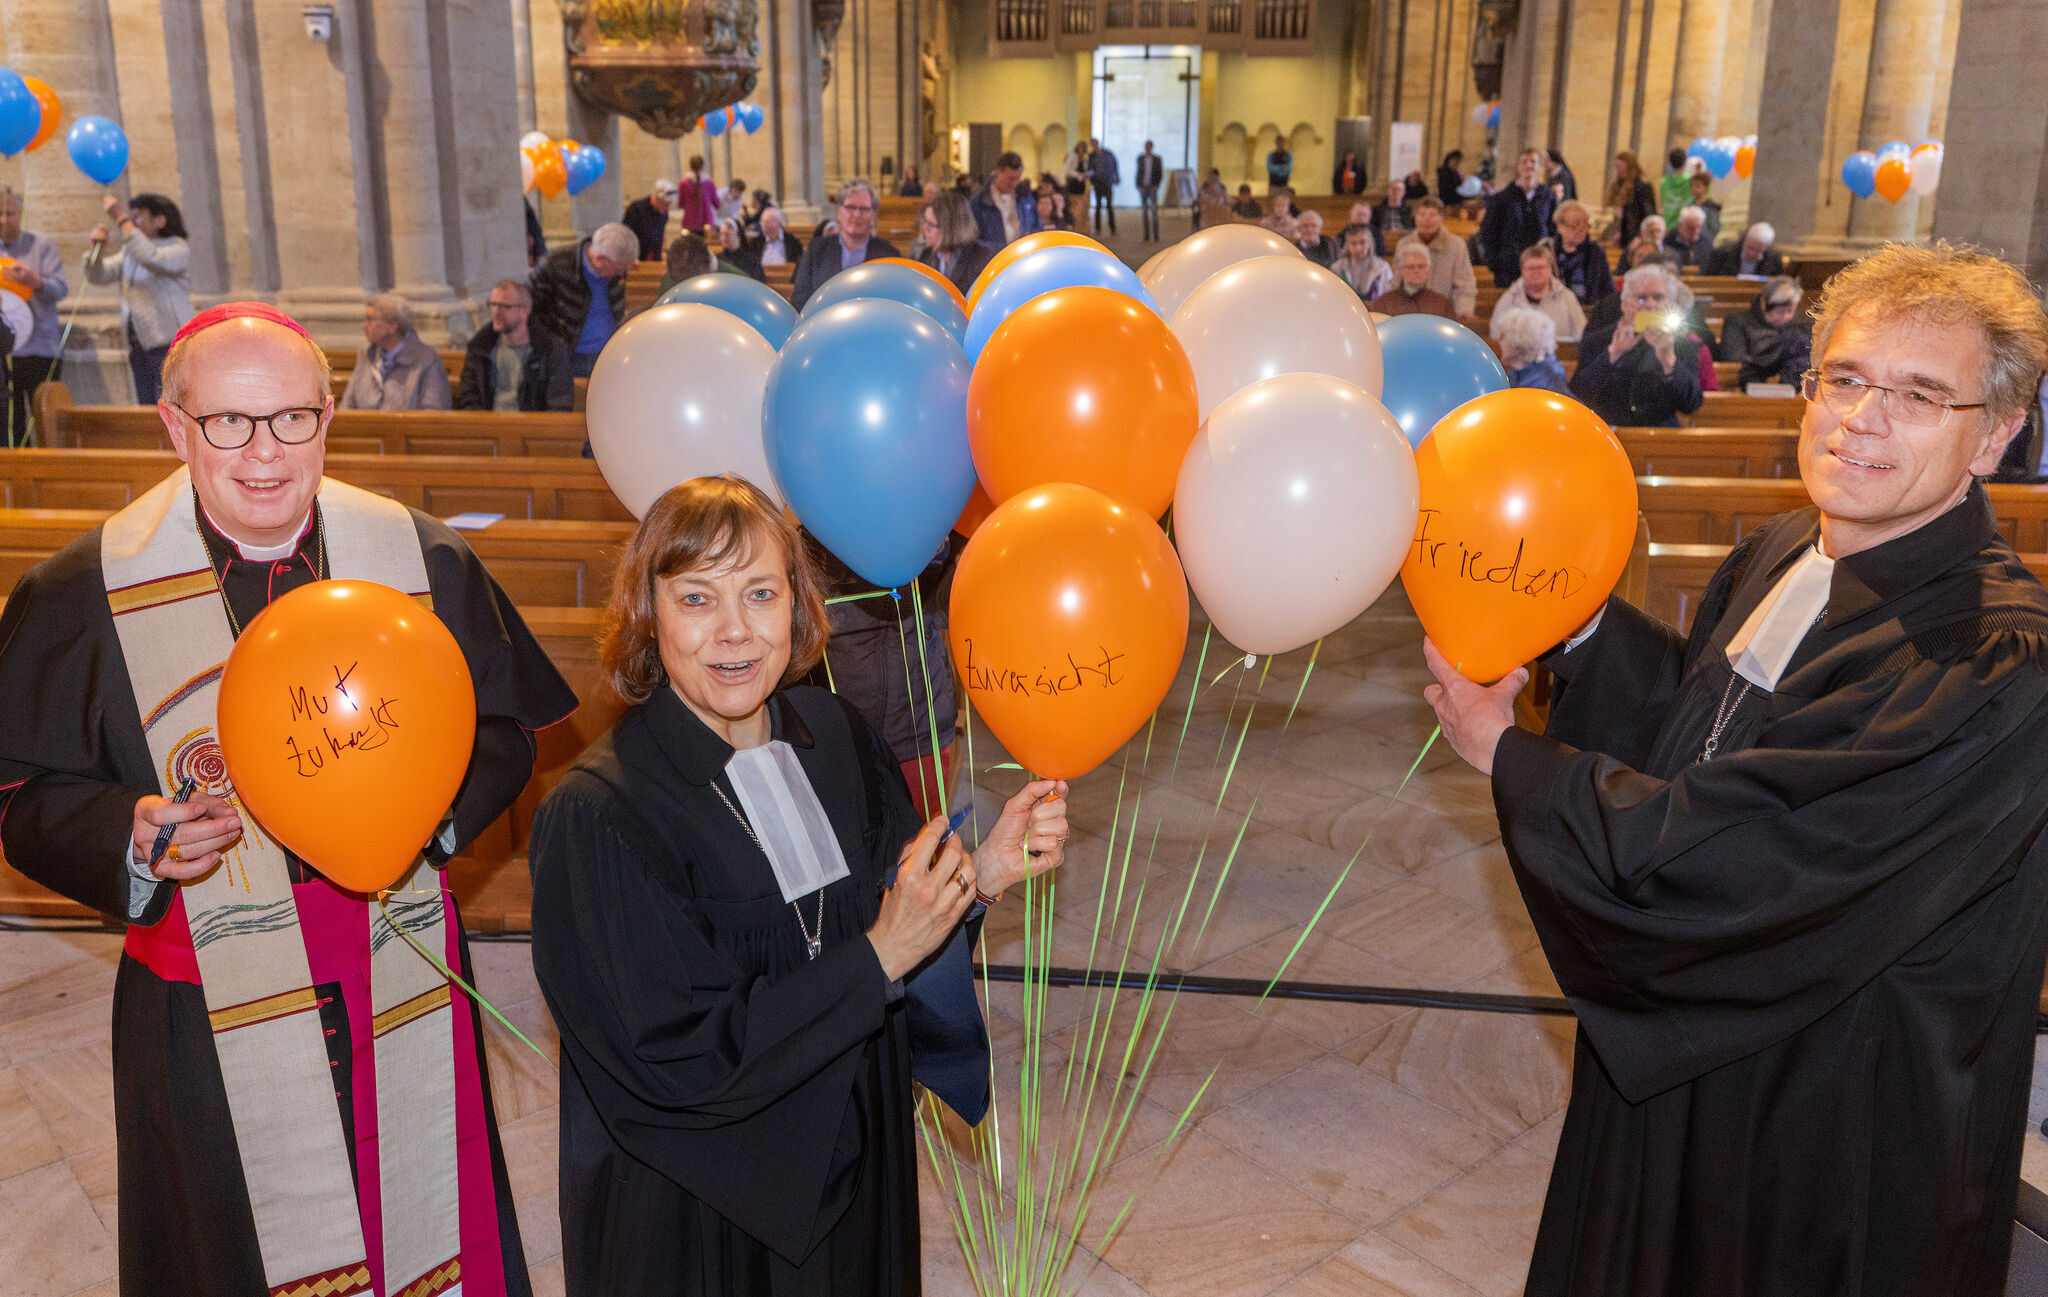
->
xmin=0 ymin=189 xmax=67 ymax=445
xmin=339 ymin=293 xmax=453 ymax=410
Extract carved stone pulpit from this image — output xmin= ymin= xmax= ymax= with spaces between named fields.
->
xmin=560 ymin=0 xmax=761 ymax=139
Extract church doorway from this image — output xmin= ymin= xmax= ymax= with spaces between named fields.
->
xmin=1090 ymin=45 xmax=1200 ymax=207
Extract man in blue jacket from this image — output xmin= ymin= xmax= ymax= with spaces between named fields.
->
xmin=1087 ymin=139 xmax=1120 ymax=235
xmin=969 ymin=153 xmax=1044 ymax=251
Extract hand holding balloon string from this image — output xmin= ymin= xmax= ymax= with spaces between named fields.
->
xmin=1420 ymin=639 xmax=1527 ymax=776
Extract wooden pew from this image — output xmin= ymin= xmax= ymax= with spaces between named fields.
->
xmin=1685 ymin=392 xmax=1804 ymax=429
xmin=37 ymin=395 xmax=590 ymax=458
xmin=1638 ymin=475 xmax=2048 ymax=551
xmin=0 ymin=449 xmax=632 ymax=521
xmin=1646 ymin=540 xmax=2048 ymax=636
xmin=1617 ymin=428 xmax=1800 ymax=478
xmin=323 ymin=345 xmax=466 ymax=387
xmin=0 ymin=508 xmax=631 ymax=609
xmin=625 ymin=262 xmax=665 ymax=318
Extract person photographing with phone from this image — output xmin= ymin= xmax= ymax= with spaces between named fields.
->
xmin=1570 ymin=263 xmax=1706 ymax=427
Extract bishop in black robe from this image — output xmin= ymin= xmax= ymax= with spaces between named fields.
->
xmin=529 ymin=683 xmax=983 ymax=1296
xmin=0 ymin=501 xmax=579 ymax=1296
xmin=1489 ymin=487 xmax=2048 ymax=1295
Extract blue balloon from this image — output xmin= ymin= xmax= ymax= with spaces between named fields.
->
xmin=1706 ymin=142 xmax=1735 ymax=179
xmin=1840 ymin=151 xmax=1878 ymax=198
xmin=963 ymin=246 xmax=1156 ymax=363
xmin=704 ymin=109 xmax=728 ymax=138
xmin=764 ymin=299 xmax=974 ymax=588
xmin=1486 ymin=103 xmax=1501 ymax=129
xmin=564 ymin=144 xmax=606 ymax=196
xmin=65 ymin=115 xmax=129 ymax=185
xmin=739 ymin=102 xmax=765 ymax=134
xmin=1376 ymin=316 xmax=1510 ymax=448
xmin=1687 ymin=136 xmax=1714 ymax=162
xmin=1875 ymin=139 xmax=1912 ymax=163
xmin=0 ymin=69 xmax=38 ymax=157
xmin=657 ymin=272 xmax=798 ymax=349
xmin=802 ymin=263 xmax=967 ymax=343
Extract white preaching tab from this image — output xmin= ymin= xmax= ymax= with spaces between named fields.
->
xmin=725 ymin=741 xmax=853 ymax=903
xmin=1725 ymin=543 xmax=1836 ymax=690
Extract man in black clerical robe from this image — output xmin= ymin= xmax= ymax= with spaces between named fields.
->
xmin=1423 ymin=243 xmax=2048 ymax=1295
xmin=0 ymin=303 xmax=578 ymax=1296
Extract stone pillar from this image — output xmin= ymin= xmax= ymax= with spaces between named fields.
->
xmin=511 ymin=0 xmax=538 ymax=137
xmin=1748 ymin=0 xmax=1849 ymax=255
xmin=765 ymin=0 xmax=828 ymax=220
xmin=1668 ymin=0 xmax=1728 ymax=152
xmin=565 ymin=84 xmax=623 ymax=235
xmin=1846 ymin=0 xmax=1947 ymax=242
xmin=1930 ymin=0 xmax=2048 ymax=280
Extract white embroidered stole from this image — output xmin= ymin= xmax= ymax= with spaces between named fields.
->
xmin=102 ymin=467 xmax=464 ymax=1297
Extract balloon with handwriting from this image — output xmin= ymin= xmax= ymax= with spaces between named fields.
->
xmin=1170 ymin=255 xmax=1385 ymax=421
xmin=1376 ymin=314 xmax=1508 ymax=447
xmin=949 ymin=482 xmax=1188 ymax=779
xmin=868 ymin=256 xmax=970 ymax=313
xmin=1399 ymin=389 xmax=1637 ymax=683
xmin=966 ymin=230 xmax=1109 ymax=311
xmin=656 ymin=272 xmax=799 ymax=349
xmin=968 ymin=285 xmax=1198 ymax=519
xmin=587 ymin=302 xmax=782 ymax=518
xmin=803 ymin=261 xmax=969 ymax=344
xmin=765 ymin=298 xmax=974 ymax=588
xmin=1143 ymin=223 xmax=1303 ymax=321
xmin=1175 ymin=373 xmax=1418 ymax=656
xmin=217 ymin=580 xmax=477 ymax=894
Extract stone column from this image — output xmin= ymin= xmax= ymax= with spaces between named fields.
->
xmin=1748 ymin=0 xmax=1849 ymax=255
xmin=1668 ymin=0 xmax=1728 ymax=153
xmin=512 ymin=0 xmax=538 ymax=137
xmin=1846 ymin=0 xmax=1948 ymax=242
xmin=1930 ymin=0 xmax=2048 ymax=280
xmin=765 ymin=0 xmax=828 ymax=221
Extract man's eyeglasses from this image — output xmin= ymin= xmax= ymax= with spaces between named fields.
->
xmin=170 ymin=401 xmax=325 ymax=450
xmin=488 ymin=299 xmax=529 ymax=311
xmin=839 ymin=202 xmax=875 ymax=214
xmin=1799 ymin=371 xmax=1988 ymax=429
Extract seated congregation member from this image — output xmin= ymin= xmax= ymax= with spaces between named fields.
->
xmin=1039 ymin=176 xmax=1077 ymax=232
xmin=1497 ymin=308 xmax=1572 ymax=395
xmin=1230 ymin=184 xmax=1263 ymax=220
xmin=1662 ymin=204 xmax=1714 ymax=269
xmin=1260 ymin=187 xmax=1301 ymax=241
xmin=339 ymin=292 xmax=452 ymax=410
xmin=918 ymin=190 xmax=995 ymax=297
xmin=659 ymin=230 xmax=716 ymax=294
xmin=1372 ymin=178 xmax=1415 ymax=246
xmin=715 ymin=218 xmax=764 ymax=281
xmin=748 ymin=205 xmax=803 ymax=270
xmin=1719 ymin=275 xmax=1813 ymax=387
xmin=1370 ymin=240 xmax=1456 ymax=318
xmin=1329 ymin=223 xmax=1393 ymax=302
xmin=1688 ymin=170 xmax=1722 ymax=244
xmin=0 ymin=303 xmax=576 ymax=1295
xmin=455 ymin=278 xmax=575 ymax=412
xmin=1571 ymin=263 xmax=1705 ymax=426
xmin=969 ymin=152 xmax=1044 ymax=252
xmin=1293 ymin=209 xmax=1336 ymax=267
xmin=530 ymin=476 xmax=1068 ymax=1294
xmin=793 ymin=179 xmax=900 ymax=309
xmin=1423 ymin=241 xmax=2048 ymax=1297
xmin=622 ymin=179 xmax=677 ymax=261
xmin=1705 ymin=220 xmax=1786 ymax=277
xmin=1489 ymin=243 xmax=1587 ymax=343
xmin=1551 ymin=199 xmax=1615 ymax=306
xmin=530 ymin=221 xmax=637 ymax=378
xmin=1618 ymin=214 xmax=1665 ymax=273
xmin=1411 ymin=198 xmax=1479 ymax=319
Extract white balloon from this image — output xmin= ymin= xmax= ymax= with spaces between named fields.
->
xmin=1174 ymin=373 xmax=1419 ymax=656
xmin=1144 ymin=224 xmax=1304 ymax=320
xmin=1909 ymin=144 xmax=1943 ymax=197
xmin=520 ymin=151 xmax=536 ymax=194
xmin=1370 ymin=311 xmax=1391 ymax=324
xmin=1137 ymin=244 xmax=1173 ymax=286
xmin=1171 ymin=256 xmax=1385 ymax=422
xmin=519 ymin=130 xmax=551 ymax=152
xmin=585 ymin=303 xmax=782 ymax=519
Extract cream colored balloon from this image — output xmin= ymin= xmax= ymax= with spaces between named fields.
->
xmin=1144 ymin=224 xmax=1304 ymax=320
xmin=585 ymin=303 xmax=782 ymax=519
xmin=1137 ymin=245 xmax=1173 ymax=285
xmin=1174 ymin=372 xmax=1419 ymax=656
xmin=1170 ymin=256 xmax=1385 ymax=422
xmin=1370 ymin=311 xmax=1391 ymax=324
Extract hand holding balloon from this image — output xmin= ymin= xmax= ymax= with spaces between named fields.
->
xmin=1420 ymin=638 xmax=1528 ymax=777
xmin=971 ymin=779 xmax=1070 ymax=899
xmin=130 ymin=790 xmax=244 ymax=881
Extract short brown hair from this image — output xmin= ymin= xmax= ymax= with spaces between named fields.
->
xmin=601 ymin=476 xmax=830 ymax=705
xmin=1811 ymin=241 xmax=2048 ymax=421
xmin=1414 ymin=196 xmax=1445 ymax=213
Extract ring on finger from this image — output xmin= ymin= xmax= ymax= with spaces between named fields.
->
xmin=167 ymin=844 xmax=182 ymax=863
xmin=952 ymin=870 xmax=971 ymax=896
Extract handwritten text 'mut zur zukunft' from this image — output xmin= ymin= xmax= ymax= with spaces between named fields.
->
xmin=962 ymin=639 xmax=1128 ymax=698
xmin=1411 ymin=509 xmax=1589 ymax=600
xmin=281 ymin=661 xmax=401 ymax=778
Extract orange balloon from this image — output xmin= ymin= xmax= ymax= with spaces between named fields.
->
xmin=953 ymin=481 xmax=996 ymax=538
xmin=950 ymin=483 xmax=1188 ymax=778
xmin=22 ymin=78 xmax=58 ymax=153
xmin=968 ymin=285 xmax=1198 ymax=518
xmin=1733 ymin=144 xmax=1756 ymax=180
xmin=1398 ymin=390 xmax=1637 ymax=683
xmin=0 ymin=259 xmax=31 ymax=301
xmin=1874 ymin=157 xmax=1911 ymax=202
xmin=531 ymin=144 xmax=567 ymax=198
xmin=965 ymin=230 xmax=1110 ymax=312
xmin=218 ymin=580 xmax=478 ymax=894
xmin=870 ymin=256 xmax=970 ymax=313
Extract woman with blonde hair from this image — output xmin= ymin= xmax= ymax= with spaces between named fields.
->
xmin=916 ymin=190 xmax=993 ymax=296
xmin=1603 ymin=149 xmax=1658 ymax=247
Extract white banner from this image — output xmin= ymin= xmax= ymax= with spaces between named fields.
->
xmin=1389 ymin=122 xmax=1423 ymax=184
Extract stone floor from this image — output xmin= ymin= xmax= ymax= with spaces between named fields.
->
xmin=6 ymin=588 xmax=2048 ymax=1295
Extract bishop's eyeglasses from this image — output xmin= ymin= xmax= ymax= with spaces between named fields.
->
xmin=170 ymin=402 xmax=326 ymax=450
xmin=1799 ymin=370 xmax=1987 ymax=429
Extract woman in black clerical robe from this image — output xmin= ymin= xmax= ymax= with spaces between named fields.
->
xmin=530 ymin=476 xmax=1069 ymax=1296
